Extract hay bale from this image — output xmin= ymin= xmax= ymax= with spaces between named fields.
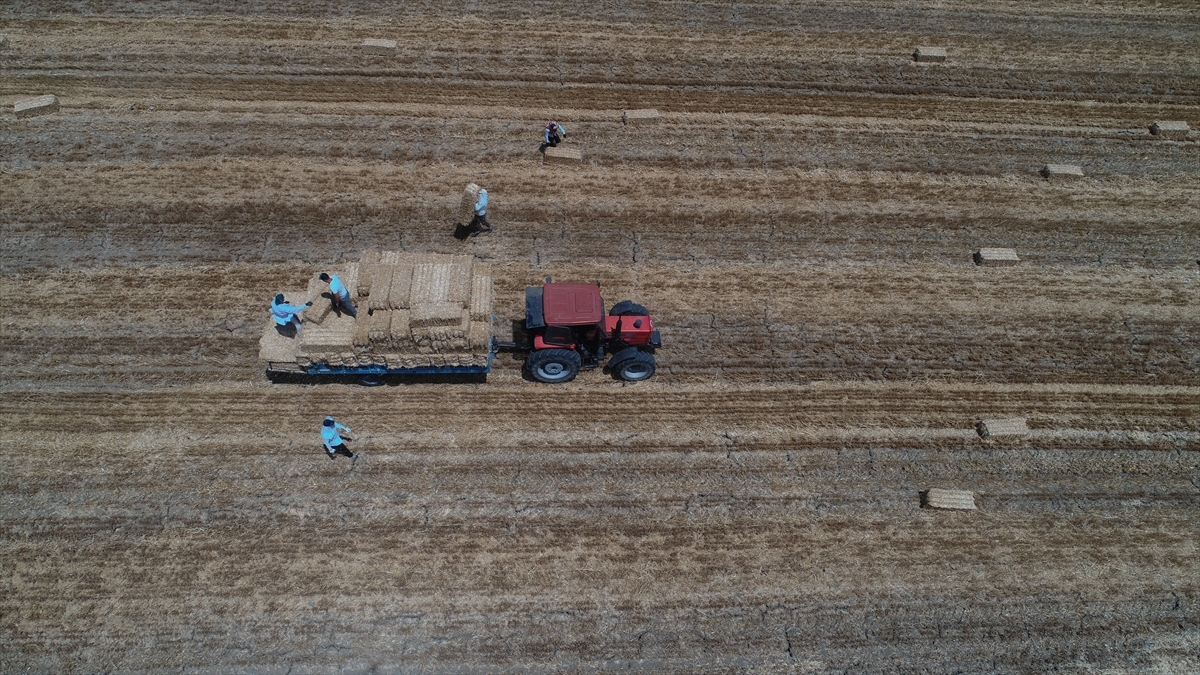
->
xmin=410 ymin=301 xmax=465 ymax=329
xmin=446 ymin=256 xmax=473 ymax=305
xmin=1150 ymin=120 xmax=1190 ymax=140
xmin=351 ymin=312 xmax=372 ymax=348
xmin=367 ymin=308 xmax=393 ymax=343
xmin=258 ymin=320 xmax=298 ymax=362
xmin=14 ymin=95 xmax=59 ymax=119
xmin=973 ymin=248 xmax=1020 ymax=266
xmin=623 ymin=109 xmax=660 ymax=125
xmin=468 ymin=318 xmax=492 ymax=351
xmin=460 ymin=183 xmax=482 ymax=223
xmin=544 ymin=146 xmax=582 ymax=164
xmin=357 ymin=248 xmax=382 ymax=297
xmin=410 ymin=258 xmax=455 ymax=305
xmin=386 ymin=255 xmax=416 ymax=310
xmin=977 ymin=417 xmax=1029 ymax=438
xmin=921 ymin=489 xmax=976 ymax=511
xmin=469 ymin=269 xmax=494 ymax=322
xmin=1041 ymin=164 xmax=1084 ymax=181
xmin=387 ymin=309 xmax=413 ymax=352
xmin=362 ymin=38 xmax=397 ymax=55
xmin=913 ymin=47 xmax=947 ymax=63
xmin=367 ymin=264 xmax=396 ymax=312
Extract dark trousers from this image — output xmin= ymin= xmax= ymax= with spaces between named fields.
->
xmin=538 ymin=135 xmax=560 ymax=153
xmin=326 ymin=443 xmax=354 ymax=459
xmin=332 ymin=294 xmax=357 ymax=318
xmin=470 ymin=214 xmax=492 ymax=233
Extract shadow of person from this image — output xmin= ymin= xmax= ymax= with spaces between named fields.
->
xmin=275 ymin=322 xmax=298 ymax=338
xmin=454 ymin=223 xmax=473 ymax=240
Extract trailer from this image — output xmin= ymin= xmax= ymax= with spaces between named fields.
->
xmin=259 ymin=250 xmax=494 ymax=383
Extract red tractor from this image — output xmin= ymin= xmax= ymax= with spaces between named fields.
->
xmin=505 ymin=280 xmax=661 ymax=383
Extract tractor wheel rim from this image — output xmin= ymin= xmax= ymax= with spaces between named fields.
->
xmin=537 ymin=361 xmax=570 ymax=380
xmin=622 ymin=363 xmax=651 ymax=379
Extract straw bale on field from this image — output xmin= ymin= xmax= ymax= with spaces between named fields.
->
xmin=921 ymin=489 xmax=976 ymax=510
xmin=460 ymin=183 xmax=482 ymax=223
xmin=977 ymin=417 xmax=1029 ymax=438
xmin=913 ymin=47 xmax=947 ymax=63
xmin=470 ymin=271 xmax=494 ymax=322
xmin=15 ymin=95 xmax=59 ymax=118
xmin=974 ymin=248 xmax=1020 ymax=266
xmin=1041 ymin=164 xmax=1084 ymax=181
xmin=544 ymin=146 xmax=582 ymax=164
xmin=623 ymin=109 xmax=660 ymax=125
xmin=1150 ymin=120 xmax=1190 ymax=140
xmin=362 ymin=38 xmax=397 ymax=55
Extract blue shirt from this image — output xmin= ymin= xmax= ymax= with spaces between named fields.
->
xmin=544 ymin=123 xmax=565 ymax=142
xmin=328 ymin=274 xmax=350 ymax=301
xmin=271 ymin=299 xmax=307 ymax=325
xmin=321 ymin=421 xmax=350 ymax=451
xmin=474 ymin=190 xmax=488 ymax=216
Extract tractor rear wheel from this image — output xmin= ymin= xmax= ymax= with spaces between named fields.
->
xmin=609 ymin=300 xmax=649 ymax=316
xmin=526 ymin=348 xmax=582 ymax=383
xmin=611 ymin=351 xmax=656 ymax=382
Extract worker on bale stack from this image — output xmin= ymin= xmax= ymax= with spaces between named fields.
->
xmin=270 ymin=294 xmax=311 ymax=335
xmin=319 ymin=272 xmax=357 ymax=317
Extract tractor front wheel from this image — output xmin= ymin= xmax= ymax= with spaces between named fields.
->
xmin=609 ymin=300 xmax=650 ymax=317
xmin=611 ymin=351 xmax=657 ymax=382
xmin=526 ymin=348 xmax=582 ymax=384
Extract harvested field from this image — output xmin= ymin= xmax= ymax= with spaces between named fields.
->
xmin=1 ymin=1 xmax=1198 ymax=673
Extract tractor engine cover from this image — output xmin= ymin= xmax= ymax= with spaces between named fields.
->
xmin=604 ymin=315 xmax=655 ymax=346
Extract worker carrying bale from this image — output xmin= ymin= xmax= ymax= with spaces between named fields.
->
xmin=319 ymin=272 xmax=357 ymax=318
xmin=270 ymin=294 xmax=312 ymax=336
xmin=539 ymin=121 xmax=566 ymax=153
xmin=455 ymin=185 xmax=493 ymax=239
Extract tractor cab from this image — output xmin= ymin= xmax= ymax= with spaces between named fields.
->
xmin=522 ymin=281 xmax=661 ymax=383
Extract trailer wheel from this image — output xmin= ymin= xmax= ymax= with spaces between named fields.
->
xmin=611 ymin=351 xmax=656 ymax=382
xmin=526 ymin=349 xmax=582 ymax=383
xmin=359 ymin=375 xmax=385 ymax=387
xmin=609 ymin=300 xmax=649 ymax=317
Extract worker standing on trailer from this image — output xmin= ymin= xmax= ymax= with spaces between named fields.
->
xmin=270 ymin=294 xmax=311 ymax=335
xmin=539 ymin=121 xmax=566 ymax=153
xmin=318 ymin=272 xmax=357 ymax=317
xmin=470 ymin=188 xmax=492 ymax=234
xmin=321 ymin=416 xmax=358 ymax=461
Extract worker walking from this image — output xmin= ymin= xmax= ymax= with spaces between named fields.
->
xmin=318 ymin=272 xmax=357 ymax=317
xmin=321 ymin=416 xmax=358 ymax=461
xmin=271 ymin=294 xmax=312 ymax=335
xmin=539 ymin=121 xmax=566 ymax=153
xmin=469 ymin=188 xmax=492 ymax=234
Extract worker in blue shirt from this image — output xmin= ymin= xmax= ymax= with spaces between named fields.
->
xmin=270 ymin=294 xmax=311 ymax=335
xmin=319 ymin=272 xmax=357 ymax=317
xmin=539 ymin=121 xmax=566 ymax=153
xmin=321 ymin=416 xmax=358 ymax=461
xmin=469 ymin=188 xmax=492 ymax=234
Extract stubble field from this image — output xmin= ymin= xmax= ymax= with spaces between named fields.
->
xmin=1 ymin=1 xmax=1198 ymax=672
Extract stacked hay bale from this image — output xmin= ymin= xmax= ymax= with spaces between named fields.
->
xmin=912 ymin=47 xmax=947 ymax=63
xmin=286 ymin=251 xmax=493 ymax=370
